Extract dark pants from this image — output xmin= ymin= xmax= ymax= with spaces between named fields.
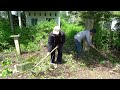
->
xmin=51 ymin=45 xmax=63 ymax=64
xmin=74 ymin=38 xmax=83 ymax=57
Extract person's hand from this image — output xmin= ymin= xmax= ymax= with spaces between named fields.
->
xmin=47 ymin=52 xmax=50 ymax=56
xmin=91 ymin=45 xmax=95 ymax=48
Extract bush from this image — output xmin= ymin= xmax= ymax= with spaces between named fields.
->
xmin=93 ymin=20 xmax=120 ymax=51
xmin=0 ymin=18 xmax=12 ymax=51
xmin=14 ymin=20 xmax=56 ymax=52
xmin=61 ymin=19 xmax=84 ymax=39
xmin=26 ymin=42 xmax=40 ymax=52
xmin=0 ymin=19 xmax=56 ymax=52
xmin=61 ymin=19 xmax=84 ymax=51
xmin=36 ymin=20 xmax=56 ymax=33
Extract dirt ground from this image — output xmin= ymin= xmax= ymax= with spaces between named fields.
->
xmin=0 ymin=46 xmax=120 ymax=79
xmin=6 ymin=63 xmax=120 ymax=79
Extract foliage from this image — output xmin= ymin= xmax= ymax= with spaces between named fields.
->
xmin=2 ymin=58 xmax=12 ymax=67
xmin=93 ymin=22 xmax=111 ymax=50
xmin=26 ymin=42 xmax=40 ymax=52
xmin=0 ymin=18 xmax=12 ymax=51
xmin=14 ymin=20 xmax=56 ymax=52
xmin=61 ymin=19 xmax=83 ymax=38
xmin=0 ymin=18 xmax=56 ymax=52
xmin=0 ymin=11 xmax=120 ymax=55
xmin=112 ymin=11 xmax=120 ymax=16
xmin=36 ymin=20 xmax=56 ymax=33
xmin=61 ymin=18 xmax=84 ymax=51
xmin=93 ymin=16 xmax=120 ymax=51
xmin=77 ymin=11 xmax=120 ymax=51
xmin=0 ymin=58 xmax=12 ymax=77
xmin=0 ymin=68 xmax=12 ymax=77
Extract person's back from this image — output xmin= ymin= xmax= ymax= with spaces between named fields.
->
xmin=48 ymin=26 xmax=66 ymax=65
xmin=74 ymin=30 xmax=90 ymax=43
xmin=74 ymin=29 xmax=96 ymax=58
xmin=48 ymin=30 xmax=65 ymax=47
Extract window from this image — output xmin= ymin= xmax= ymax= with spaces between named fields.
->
xmin=39 ymin=13 xmax=41 ymax=16
xmin=46 ymin=18 xmax=54 ymax=21
xmin=44 ymin=13 xmax=46 ymax=16
xmin=31 ymin=18 xmax=38 ymax=26
xmin=50 ymin=13 xmax=51 ymax=16
xmin=29 ymin=13 xmax=31 ymax=16
xmin=55 ymin=13 xmax=57 ymax=16
xmin=34 ymin=13 xmax=36 ymax=16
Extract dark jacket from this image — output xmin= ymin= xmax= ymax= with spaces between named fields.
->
xmin=48 ymin=30 xmax=65 ymax=52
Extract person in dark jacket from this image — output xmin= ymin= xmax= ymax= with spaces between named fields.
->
xmin=48 ymin=26 xmax=65 ymax=65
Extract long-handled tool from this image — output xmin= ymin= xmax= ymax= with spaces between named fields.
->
xmin=91 ymin=47 xmax=109 ymax=60
xmin=31 ymin=46 xmax=58 ymax=75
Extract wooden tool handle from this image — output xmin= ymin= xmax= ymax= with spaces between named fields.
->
xmin=32 ymin=46 xmax=58 ymax=70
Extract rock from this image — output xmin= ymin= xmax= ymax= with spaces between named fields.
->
xmin=16 ymin=62 xmax=34 ymax=71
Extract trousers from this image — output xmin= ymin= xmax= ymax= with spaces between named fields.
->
xmin=51 ymin=45 xmax=63 ymax=64
xmin=74 ymin=38 xmax=83 ymax=57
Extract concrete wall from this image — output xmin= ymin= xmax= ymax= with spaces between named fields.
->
xmin=25 ymin=11 xmax=60 ymax=27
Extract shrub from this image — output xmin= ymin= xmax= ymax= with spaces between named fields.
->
xmin=0 ymin=18 xmax=11 ymax=51
xmin=15 ymin=20 xmax=56 ymax=52
xmin=93 ymin=21 xmax=120 ymax=51
xmin=61 ymin=19 xmax=84 ymax=50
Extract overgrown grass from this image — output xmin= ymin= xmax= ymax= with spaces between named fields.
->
xmin=61 ymin=19 xmax=84 ymax=53
xmin=0 ymin=18 xmax=12 ymax=51
xmin=93 ymin=21 xmax=120 ymax=52
xmin=0 ymin=17 xmax=120 ymax=79
xmin=0 ymin=58 xmax=13 ymax=77
xmin=12 ymin=20 xmax=56 ymax=53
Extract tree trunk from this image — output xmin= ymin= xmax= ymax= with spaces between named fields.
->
xmin=83 ymin=18 xmax=94 ymax=51
xmin=8 ymin=11 xmax=14 ymax=33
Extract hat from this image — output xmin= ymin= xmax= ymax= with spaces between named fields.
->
xmin=90 ymin=28 xmax=96 ymax=33
xmin=53 ymin=26 xmax=60 ymax=35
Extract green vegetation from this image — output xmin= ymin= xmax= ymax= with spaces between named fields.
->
xmin=0 ymin=58 xmax=13 ymax=77
xmin=0 ymin=18 xmax=12 ymax=51
xmin=0 ymin=11 xmax=120 ymax=79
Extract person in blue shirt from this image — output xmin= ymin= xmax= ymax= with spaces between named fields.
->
xmin=74 ymin=28 xmax=96 ymax=58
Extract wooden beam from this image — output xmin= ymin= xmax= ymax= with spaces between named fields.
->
xmin=18 ymin=11 xmax=22 ymax=28
xmin=10 ymin=34 xmax=21 ymax=55
xmin=9 ymin=11 xmax=14 ymax=33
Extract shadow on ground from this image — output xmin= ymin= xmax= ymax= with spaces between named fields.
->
xmin=64 ymin=43 xmax=120 ymax=69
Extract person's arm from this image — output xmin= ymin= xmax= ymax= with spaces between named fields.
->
xmin=86 ymin=31 xmax=94 ymax=48
xmin=61 ymin=31 xmax=66 ymax=45
xmin=48 ymin=33 xmax=54 ymax=52
xmin=59 ymin=31 xmax=66 ymax=47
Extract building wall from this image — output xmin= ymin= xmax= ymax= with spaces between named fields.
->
xmin=25 ymin=11 xmax=60 ymax=26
